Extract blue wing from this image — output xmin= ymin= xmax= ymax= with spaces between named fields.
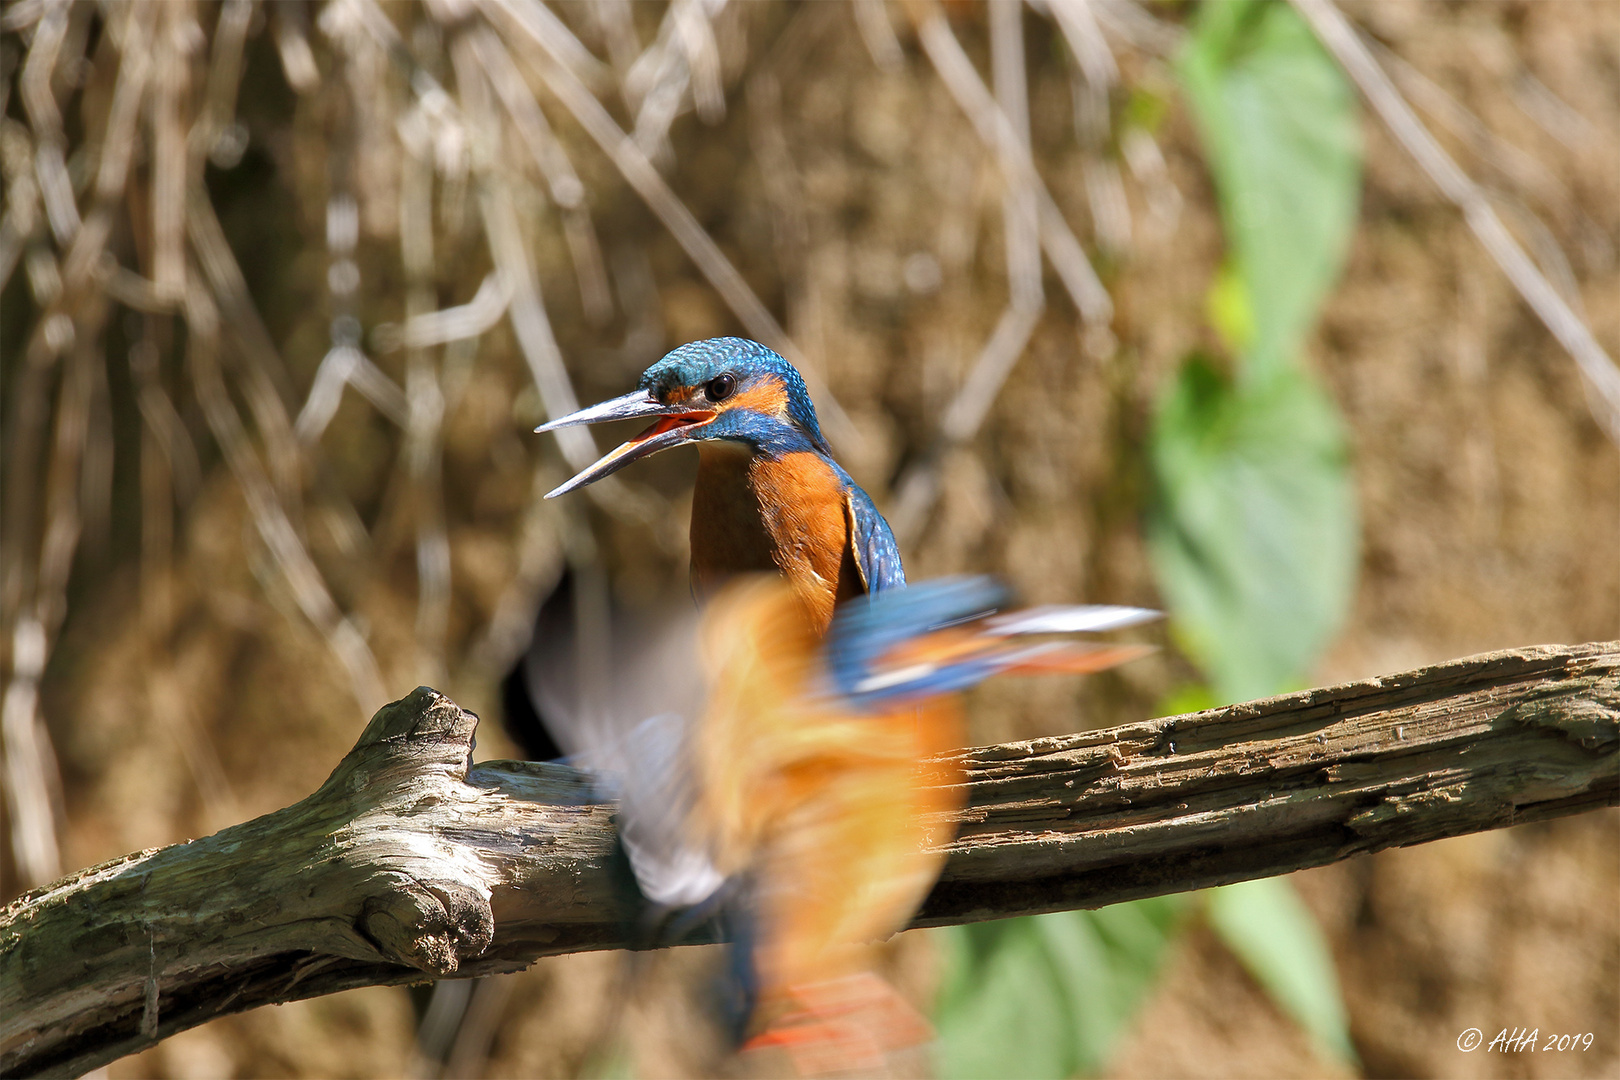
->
xmin=842 ymin=480 xmax=906 ymax=594
xmin=824 ymin=576 xmax=1161 ymax=710
xmin=825 ymin=576 xmax=1006 ymax=702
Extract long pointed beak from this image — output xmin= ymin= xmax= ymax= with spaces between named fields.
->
xmin=536 ymin=389 xmax=715 ymax=498
xmin=534 ymin=388 xmax=670 ymax=433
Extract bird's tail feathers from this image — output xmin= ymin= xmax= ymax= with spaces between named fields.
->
xmin=739 ymin=972 xmax=935 ymax=1077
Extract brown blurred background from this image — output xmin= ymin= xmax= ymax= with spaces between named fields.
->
xmin=1 ymin=0 xmax=1616 ymax=1077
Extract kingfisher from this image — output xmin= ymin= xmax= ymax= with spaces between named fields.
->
xmin=536 ymin=337 xmax=904 ymax=632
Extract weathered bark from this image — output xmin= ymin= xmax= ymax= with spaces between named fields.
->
xmin=2 ymin=641 xmax=1616 ymax=1077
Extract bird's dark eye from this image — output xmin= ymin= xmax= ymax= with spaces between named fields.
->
xmin=705 ymin=373 xmax=737 ymax=403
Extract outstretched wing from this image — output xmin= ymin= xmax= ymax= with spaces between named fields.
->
xmin=824 ymin=576 xmax=1159 ymax=710
xmin=843 ymin=483 xmax=906 ymax=595
xmin=510 ymin=570 xmax=722 ymax=909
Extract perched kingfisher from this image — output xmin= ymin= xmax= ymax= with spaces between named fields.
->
xmin=536 ymin=337 xmax=904 ymax=632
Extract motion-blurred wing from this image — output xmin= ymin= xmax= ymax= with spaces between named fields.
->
xmin=574 ymin=711 xmax=724 ymax=909
xmin=508 ymin=570 xmax=721 ymax=909
xmin=824 ymin=577 xmax=1159 ymax=710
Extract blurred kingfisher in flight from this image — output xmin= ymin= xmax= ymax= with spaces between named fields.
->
xmin=513 ymin=569 xmax=1155 ymax=1071
xmin=536 ymin=337 xmax=904 ymax=631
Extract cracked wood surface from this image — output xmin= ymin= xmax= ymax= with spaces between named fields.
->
xmin=3 ymin=641 xmax=1616 ymax=1077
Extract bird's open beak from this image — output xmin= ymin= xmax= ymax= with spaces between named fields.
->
xmin=536 ymin=389 xmax=716 ymax=498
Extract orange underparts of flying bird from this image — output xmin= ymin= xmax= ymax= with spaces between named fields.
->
xmin=686 ymin=575 xmax=1159 ymax=1073
xmin=687 ymin=578 xmax=963 ymax=1073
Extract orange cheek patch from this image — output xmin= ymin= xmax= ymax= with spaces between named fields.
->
xmin=727 ymin=378 xmax=790 ymax=419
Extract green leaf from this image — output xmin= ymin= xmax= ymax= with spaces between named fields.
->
xmin=1205 ymin=260 xmax=1255 ymax=356
xmin=1207 ymin=877 xmax=1356 ymax=1062
xmin=936 ymin=920 xmax=1074 ymax=1080
xmin=1153 ymin=3 xmax=1363 ymax=1065
xmin=935 ymin=897 xmax=1188 ymax=1079
xmin=1146 ymin=356 xmax=1357 ymax=704
xmin=1158 ymin=682 xmax=1218 ymax=718
xmin=1178 ymin=0 xmax=1361 ymax=381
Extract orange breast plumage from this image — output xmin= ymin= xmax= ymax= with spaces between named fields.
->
xmin=691 ymin=448 xmax=864 ymax=633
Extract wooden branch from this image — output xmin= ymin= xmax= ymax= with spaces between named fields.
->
xmin=4 ymin=642 xmax=1617 ymax=1077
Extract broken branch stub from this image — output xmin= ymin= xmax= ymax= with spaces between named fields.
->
xmin=0 ymin=688 xmax=634 ymax=1078
xmin=3 ymin=643 xmax=1618 ymax=1077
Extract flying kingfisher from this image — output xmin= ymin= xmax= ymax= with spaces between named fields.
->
xmin=512 ymin=570 xmax=1156 ymax=1068
xmin=536 ymin=337 xmax=904 ymax=632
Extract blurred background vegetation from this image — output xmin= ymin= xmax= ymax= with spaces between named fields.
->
xmin=1 ymin=0 xmax=1616 ymax=1077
